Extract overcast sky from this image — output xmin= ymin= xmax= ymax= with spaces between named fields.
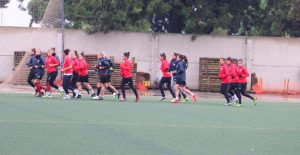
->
xmin=0 ymin=0 xmax=38 ymax=27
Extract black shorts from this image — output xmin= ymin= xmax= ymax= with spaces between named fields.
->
xmin=176 ymin=81 xmax=186 ymax=87
xmin=47 ymin=71 xmax=58 ymax=82
xmin=239 ymin=83 xmax=247 ymax=92
xmin=107 ymin=75 xmax=111 ymax=82
xmin=79 ymin=75 xmax=89 ymax=83
xmin=35 ymin=74 xmax=43 ymax=80
xmin=220 ymin=83 xmax=230 ymax=93
xmin=99 ymin=76 xmax=108 ymax=84
xmin=35 ymin=70 xmax=44 ymax=80
xmin=229 ymin=82 xmax=240 ymax=90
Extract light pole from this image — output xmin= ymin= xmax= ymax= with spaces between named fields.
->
xmin=0 ymin=9 xmax=3 ymax=26
xmin=61 ymin=0 xmax=65 ymax=59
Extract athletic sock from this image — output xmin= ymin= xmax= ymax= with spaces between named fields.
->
xmin=83 ymin=87 xmax=89 ymax=94
xmin=46 ymin=82 xmax=51 ymax=91
xmin=107 ymin=86 xmax=114 ymax=94
xmin=89 ymin=90 xmax=95 ymax=94
xmin=97 ymin=87 xmax=101 ymax=96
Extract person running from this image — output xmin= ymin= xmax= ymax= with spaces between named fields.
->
xmin=45 ymin=49 xmax=64 ymax=97
xmin=93 ymin=52 xmax=110 ymax=100
xmin=226 ymin=57 xmax=242 ymax=107
xmin=32 ymin=49 xmax=46 ymax=97
xmin=171 ymin=54 xmax=197 ymax=104
xmin=218 ymin=58 xmax=232 ymax=106
xmin=119 ymin=52 xmax=139 ymax=102
xmin=237 ymin=59 xmax=257 ymax=105
xmin=71 ymin=50 xmax=80 ymax=98
xmin=51 ymin=47 xmax=60 ymax=66
xmin=77 ymin=52 xmax=95 ymax=97
xmin=60 ymin=49 xmax=79 ymax=100
xmin=159 ymin=53 xmax=175 ymax=101
xmin=104 ymin=54 xmax=121 ymax=100
xmin=168 ymin=52 xmax=188 ymax=102
xmin=27 ymin=48 xmax=36 ymax=92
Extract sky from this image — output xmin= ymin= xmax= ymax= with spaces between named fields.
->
xmin=0 ymin=0 xmax=39 ymax=27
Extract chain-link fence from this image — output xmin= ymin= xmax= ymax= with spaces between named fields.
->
xmin=0 ymin=0 xmax=65 ymax=86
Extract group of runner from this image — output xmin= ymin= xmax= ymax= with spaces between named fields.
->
xmin=27 ymin=48 xmax=255 ymax=105
xmin=27 ymin=48 xmax=138 ymax=102
xmin=158 ymin=52 xmax=197 ymax=103
xmin=218 ymin=57 xmax=257 ymax=107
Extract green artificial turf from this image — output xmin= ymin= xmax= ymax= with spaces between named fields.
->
xmin=0 ymin=93 xmax=299 ymax=155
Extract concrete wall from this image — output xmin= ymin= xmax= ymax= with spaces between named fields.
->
xmin=1 ymin=26 xmax=300 ymax=91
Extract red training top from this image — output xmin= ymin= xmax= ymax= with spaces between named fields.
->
xmin=160 ymin=59 xmax=171 ymax=77
xmin=78 ymin=58 xmax=89 ymax=76
xmin=228 ymin=63 xmax=240 ymax=83
xmin=237 ymin=65 xmax=249 ymax=83
xmin=72 ymin=58 xmax=80 ymax=74
xmin=63 ymin=56 xmax=73 ymax=75
xmin=218 ymin=63 xmax=230 ymax=84
xmin=46 ymin=55 xmax=58 ymax=73
xmin=120 ymin=59 xmax=132 ymax=78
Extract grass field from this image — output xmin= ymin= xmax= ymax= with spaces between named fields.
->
xmin=0 ymin=93 xmax=300 ymax=155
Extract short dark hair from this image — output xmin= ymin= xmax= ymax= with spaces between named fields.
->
xmin=123 ymin=52 xmax=130 ymax=58
xmin=80 ymin=51 xmax=85 ymax=58
xmin=226 ymin=57 xmax=232 ymax=62
xmin=64 ymin=49 xmax=70 ymax=55
xmin=31 ymin=48 xmax=36 ymax=54
xmin=160 ymin=53 xmax=166 ymax=59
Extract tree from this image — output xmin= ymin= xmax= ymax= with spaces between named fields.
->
xmin=286 ymin=0 xmax=300 ymax=37
xmin=27 ymin=0 xmax=48 ymax=27
xmin=25 ymin=0 xmax=300 ymax=37
xmin=146 ymin=0 xmax=186 ymax=33
xmin=0 ymin=0 xmax=10 ymax=8
xmin=64 ymin=0 xmax=150 ymax=33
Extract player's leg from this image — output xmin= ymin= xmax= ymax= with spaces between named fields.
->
xmin=62 ymin=75 xmax=71 ymax=99
xmin=106 ymin=75 xmax=120 ymax=100
xmin=108 ymin=83 xmax=120 ymax=100
xmin=100 ymin=83 xmax=106 ymax=96
xmin=127 ymin=77 xmax=139 ymax=102
xmin=233 ymin=83 xmax=243 ymax=107
xmin=166 ymin=77 xmax=176 ymax=99
xmin=80 ymin=75 xmax=95 ymax=97
xmin=48 ymin=71 xmax=63 ymax=97
xmin=240 ymin=83 xmax=257 ymax=105
xmin=179 ymin=81 xmax=197 ymax=103
xmin=70 ymin=73 xmax=79 ymax=98
xmin=158 ymin=77 xmax=167 ymax=101
xmin=34 ymin=71 xmax=46 ymax=97
xmin=120 ymin=77 xmax=127 ymax=101
xmin=220 ymin=83 xmax=231 ymax=105
xmin=27 ymin=70 xmax=35 ymax=88
xmin=93 ymin=80 xmax=103 ymax=100
xmin=171 ymin=83 xmax=181 ymax=103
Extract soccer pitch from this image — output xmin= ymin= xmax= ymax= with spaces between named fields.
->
xmin=0 ymin=93 xmax=300 ymax=155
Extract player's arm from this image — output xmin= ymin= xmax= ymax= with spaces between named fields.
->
xmin=243 ymin=67 xmax=250 ymax=77
xmin=49 ymin=57 xmax=58 ymax=67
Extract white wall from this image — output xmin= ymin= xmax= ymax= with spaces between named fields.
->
xmin=1 ymin=26 xmax=300 ymax=91
xmin=246 ymin=38 xmax=300 ymax=91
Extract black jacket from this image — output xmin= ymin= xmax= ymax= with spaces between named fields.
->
xmin=175 ymin=60 xmax=186 ymax=82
